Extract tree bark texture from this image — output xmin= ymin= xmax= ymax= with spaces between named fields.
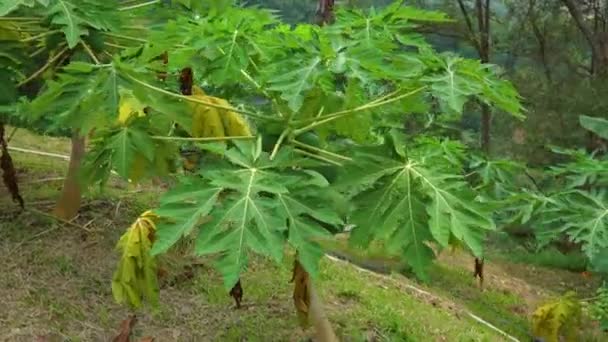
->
xmin=476 ymin=0 xmax=492 ymax=154
xmin=53 ymin=133 xmax=85 ymax=220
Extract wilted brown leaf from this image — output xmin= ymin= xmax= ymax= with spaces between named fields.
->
xmin=112 ymin=315 xmax=137 ymax=342
xmin=229 ymin=279 xmax=243 ymax=309
xmin=291 ymin=260 xmax=311 ymax=328
xmin=0 ymin=124 xmax=24 ymax=208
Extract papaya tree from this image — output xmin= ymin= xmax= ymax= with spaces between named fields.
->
xmin=2 ymin=0 xmax=523 ymax=340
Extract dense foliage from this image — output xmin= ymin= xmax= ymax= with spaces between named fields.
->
xmin=1 ymin=0 xmax=608 ymax=339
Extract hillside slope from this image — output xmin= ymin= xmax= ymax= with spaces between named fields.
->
xmin=0 ymin=129 xmax=601 ymax=341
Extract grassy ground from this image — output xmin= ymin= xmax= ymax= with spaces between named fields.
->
xmin=0 ymin=129 xmax=604 ymax=341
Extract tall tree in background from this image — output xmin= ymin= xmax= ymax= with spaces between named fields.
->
xmin=457 ymin=0 xmax=492 ymax=153
xmin=316 ymin=0 xmax=335 ymax=24
xmin=456 ymin=0 xmax=492 ymax=286
xmin=561 ymin=0 xmax=608 ymax=76
xmin=559 ymin=0 xmax=608 ymax=152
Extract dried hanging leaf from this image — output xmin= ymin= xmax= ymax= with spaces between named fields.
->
xmin=474 ymin=257 xmax=484 ymax=288
xmin=229 ymin=279 xmax=243 ymax=309
xmin=0 ymin=124 xmax=23 ymax=208
xmin=112 ymin=211 xmax=160 ymax=309
xmin=291 ymin=259 xmax=311 ymax=328
xmin=112 ymin=315 xmax=137 ymax=342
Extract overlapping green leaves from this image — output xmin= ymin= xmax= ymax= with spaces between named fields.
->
xmin=151 ymin=141 xmax=342 ymax=288
xmin=341 ymin=138 xmax=493 ymax=279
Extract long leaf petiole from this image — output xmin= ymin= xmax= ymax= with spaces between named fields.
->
xmin=289 ymin=139 xmax=352 ymax=161
xmin=293 ymin=86 xmax=427 ymax=135
xmin=150 ymin=135 xmax=254 ymax=142
xmin=125 ymin=74 xmax=281 ymax=122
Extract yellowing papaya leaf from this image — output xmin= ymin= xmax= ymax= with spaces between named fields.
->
xmin=219 ymin=104 xmax=252 ymax=137
xmin=112 ymin=211 xmax=160 ymax=309
xmin=191 ymin=101 xmax=225 ymax=138
xmin=118 ymin=90 xmax=146 ymax=125
xmin=532 ymin=292 xmax=582 ymax=342
xmin=187 ymin=87 xmax=252 ymax=138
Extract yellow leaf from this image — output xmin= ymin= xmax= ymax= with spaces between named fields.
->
xmin=190 ymin=98 xmax=225 ymax=138
xmin=128 ymin=154 xmax=148 ymax=183
xmin=187 ymin=86 xmax=252 ymax=138
xmin=118 ymin=90 xmax=146 ymax=125
xmin=0 ymin=23 xmax=22 ymax=40
xmin=532 ymin=292 xmax=581 ymax=342
xmin=111 ymin=211 xmax=159 ymax=309
xmin=192 ymin=85 xmax=206 ymax=96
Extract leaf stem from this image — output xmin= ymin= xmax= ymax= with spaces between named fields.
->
xmin=104 ymin=41 xmax=129 ymax=49
xmin=119 ymin=0 xmax=161 ymax=11
xmin=0 ymin=17 xmax=42 ymax=21
xmin=125 ymin=74 xmax=280 ymax=122
xmin=29 ymin=46 xmax=46 ymax=58
xmin=293 ymin=86 xmax=427 ymax=135
xmin=102 ymin=31 xmax=148 ymax=43
xmin=294 ymin=148 xmax=342 ymax=166
xmin=270 ymin=129 xmax=289 ymax=160
xmin=239 ymin=69 xmax=284 ymax=118
xmin=20 ymin=29 xmax=60 ymax=42
xmin=17 ymin=46 xmax=69 ymax=87
xmin=150 ymin=135 xmax=254 ymax=142
xmin=80 ymin=41 xmax=101 ymax=65
xmin=290 ymin=139 xmax=352 ymax=161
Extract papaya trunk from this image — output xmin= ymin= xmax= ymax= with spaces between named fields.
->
xmin=292 ymin=260 xmax=338 ymax=342
xmin=53 ymin=133 xmax=85 ymax=220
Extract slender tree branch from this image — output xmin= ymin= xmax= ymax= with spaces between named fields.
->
xmin=456 ymin=0 xmax=481 ymax=52
xmin=527 ymin=0 xmax=552 ymax=83
xmin=561 ymin=0 xmax=600 ymax=57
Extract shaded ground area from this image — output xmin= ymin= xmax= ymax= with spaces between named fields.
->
xmin=0 ymin=129 xmax=604 ymax=341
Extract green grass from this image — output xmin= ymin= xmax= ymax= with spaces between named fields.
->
xmin=426 ymin=263 xmax=531 ymax=340
xmin=0 ymin=129 xmax=505 ymax=341
xmin=487 ymin=233 xmax=588 ymax=272
xmin=320 ymin=235 xmax=605 ymax=341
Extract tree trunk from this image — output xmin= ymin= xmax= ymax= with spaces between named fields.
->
xmin=561 ymin=0 xmax=608 ymax=76
xmin=0 ymin=123 xmax=24 ymax=208
xmin=292 ymin=260 xmax=338 ymax=342
xmin=53 ymin=133 xmax=85 ymax=220
xmin=476 ymin=0 xmax=492 ymax=154
xmin=316 ymin=0 xmax=335 ymax=25
xmin=459 ymin=0 xmax=492 ymax=284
